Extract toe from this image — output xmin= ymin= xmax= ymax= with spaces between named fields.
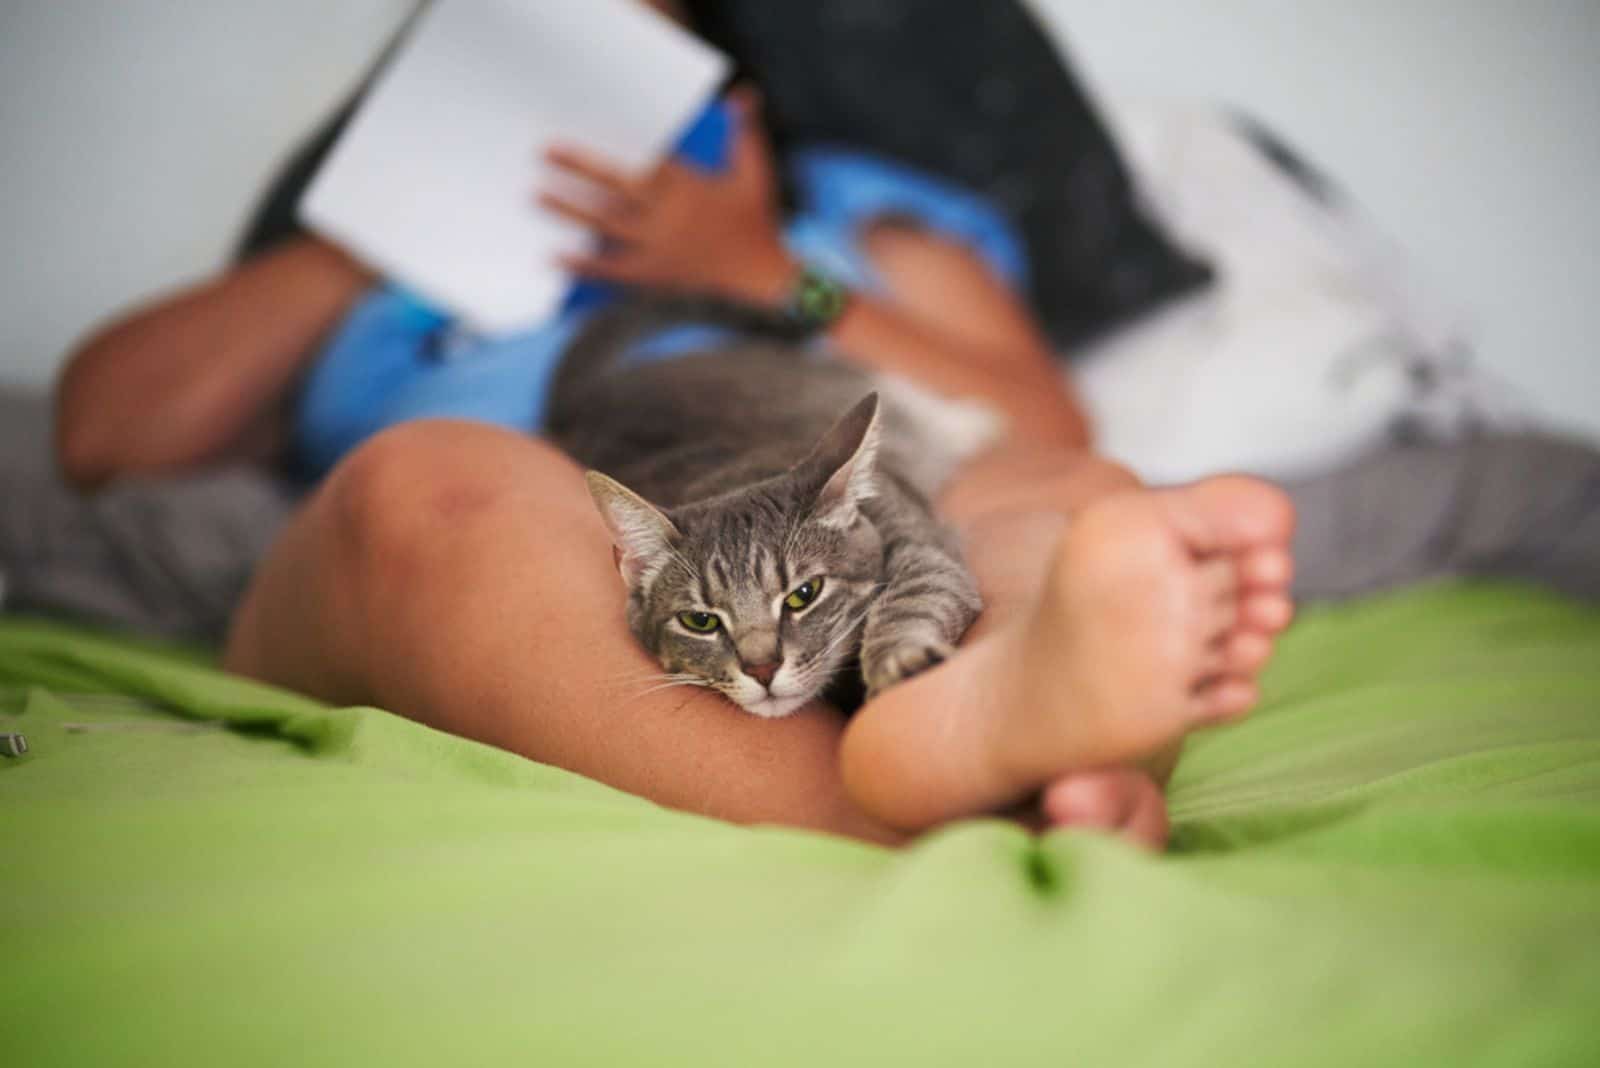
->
xmin=1220 ymin=630 xmax=1274 ymax=675
xmin=1041 ymin=770 xmax=1137 ymax=829
xmin=1224 ymin=476 xmax=1296 ymax=545
xmin=1192 ymin=677 xmax=1259 ymax=723
xmin=1042 ymin=770 xmax=1169 ymax=851
xmin=1240 ymin=546 xmax=1294 ymax=590
xmin=1161 ymin=475 xmax=1297 ymax=556
xmin=1119 ymin=778 xmax=1171 ymax=850
xmin=1241 ymin=592 xmax=1294 ymax=633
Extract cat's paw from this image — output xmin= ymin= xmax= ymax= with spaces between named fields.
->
xmin=862 ymin=636 xmax=956 ymax=700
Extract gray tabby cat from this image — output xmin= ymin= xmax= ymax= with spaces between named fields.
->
xmin=547 ymin=298 xmax=993 ymax=718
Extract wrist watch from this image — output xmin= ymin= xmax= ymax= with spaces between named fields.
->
xmin=783 ymin=265 xmax=852 ymax=336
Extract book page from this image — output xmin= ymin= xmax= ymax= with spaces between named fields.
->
xmin=300 ymin=0 xmax=728 ymax=334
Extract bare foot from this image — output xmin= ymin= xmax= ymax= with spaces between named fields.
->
xmin=987 ymin=475 xmax=1295 ymax=791
xmin=837 ymin=475 xmax=1293 ymax=832
xmin=1041 ymin=768 xmax=1170 ymax=850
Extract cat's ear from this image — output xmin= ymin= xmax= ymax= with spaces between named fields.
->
xmin=803 ymin=393 xmax=881 ymax=529
xmin=585 ymin=471 xmax=681 ymax=587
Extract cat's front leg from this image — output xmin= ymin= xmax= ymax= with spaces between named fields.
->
xmin=861 ymin=628 xmax=958 ymax=699
xmin=860 ymin=539 xmax=982 ymax=700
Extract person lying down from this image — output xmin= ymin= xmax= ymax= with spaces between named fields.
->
xmin=219 ymin=85 xmax=1296 ymax=848
xmin=48 ymin=7 xmax=1297 ymax=848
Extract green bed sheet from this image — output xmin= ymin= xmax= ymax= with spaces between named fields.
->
xmin=3 ymin=582 xmax=1599 ymax=1066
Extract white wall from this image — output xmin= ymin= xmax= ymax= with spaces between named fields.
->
xmin=0 ymin=0 xmax=412 ymax=388
xmin=2 ymin=1 xmax=1595 ymax=435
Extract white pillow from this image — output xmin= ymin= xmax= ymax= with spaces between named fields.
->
xmin=1070 ymin=97 xmax=1515 ymax=485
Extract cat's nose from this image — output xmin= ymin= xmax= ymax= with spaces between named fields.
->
xmin=742 ymin=662 xmax=780 ymax=688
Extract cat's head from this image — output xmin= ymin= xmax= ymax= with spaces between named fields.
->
xmin=587 ymin=394 xmax=886 ymax=717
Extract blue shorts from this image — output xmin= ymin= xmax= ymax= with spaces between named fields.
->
xmin=292 ymin=101 xmax=1028 ymax=480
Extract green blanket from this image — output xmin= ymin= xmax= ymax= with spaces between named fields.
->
xmin=4 ymin=583 xmax=1599 ymax=1066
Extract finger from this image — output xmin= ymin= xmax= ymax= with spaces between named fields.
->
xmin=537 ymin=192 xmax=644 ymax=243
xmin=647 ymin=158 xmax=696 ymax=191
xmin=543 ymin=145 xmax=648 ymax=205
xmin=726 ymin=83 xmax=763 ymax=124
xmin=725 ymin=87 xmax=776 ymax=191
xmin=556 ymin=251 xmax=649 ymax=285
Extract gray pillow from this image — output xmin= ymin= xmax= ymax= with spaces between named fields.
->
xmin=0 ymin=389 xmax=298 ymax=641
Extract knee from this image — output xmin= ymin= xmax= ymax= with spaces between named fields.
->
xmin=326 ymin=422 xmax=471 ymax=545
xmin=320 ymin=420 xmax=578 ymax=572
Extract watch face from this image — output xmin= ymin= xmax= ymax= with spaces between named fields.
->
xmin=796 ymin=271 xmax=849 ymax=326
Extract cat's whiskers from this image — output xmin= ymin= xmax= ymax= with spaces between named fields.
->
xmin=611 ymin=667 xmax=696 ymax=684
xmin=607 ymin=674 xmax=686 ymax=696
xmin=820 ymin=604 xmax=873 ymax=663
xmin=793 ymin=600 xmax=878 ymax=694
xmin=628 ymin=670 xmax=704 ymax=684
xmin=624 ymin=676 xmax=713 ymax=703
xmin=791 ymin=584 xmax=884 ymax=677
xmin=611 ymin=669 xmax=705 ymax=694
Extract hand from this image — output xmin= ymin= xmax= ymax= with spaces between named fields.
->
xmin=538 ymin=89 xmax=798 ymax=305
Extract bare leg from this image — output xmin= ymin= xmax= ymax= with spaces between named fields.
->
xmin=227 ymin=422 xmax=1291 ymax=844
xmin=226 ymin=421 xmax=902 ymax=843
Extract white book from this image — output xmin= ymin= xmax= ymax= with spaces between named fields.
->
xmin=299 ymin=0 xmax=729 ymax=334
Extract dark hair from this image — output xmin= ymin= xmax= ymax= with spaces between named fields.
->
xmin=231 ymin=99 xmax=357 ymax=262
xmin=230 ymin=3 xmax=428 ymax=263
xmin=678 ymin=0 xmax=1211 ymax=349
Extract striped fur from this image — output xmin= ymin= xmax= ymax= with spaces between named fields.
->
xmin=549 ymin=298 xmax=984 ymax=717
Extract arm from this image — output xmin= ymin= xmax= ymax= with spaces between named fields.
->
xmin=55 ymin=237 xmax=374 ymax=489
xmin=722 ymin=230 xmax=1091 ymax=449
xmin=541 ymin=92 xmax=1090 ymax=449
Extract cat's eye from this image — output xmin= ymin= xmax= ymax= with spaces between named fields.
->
xmin=677 ymin=611 xmax=722 ymax=633
xmin=784 ymin=578 xmax=824 ymax=612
